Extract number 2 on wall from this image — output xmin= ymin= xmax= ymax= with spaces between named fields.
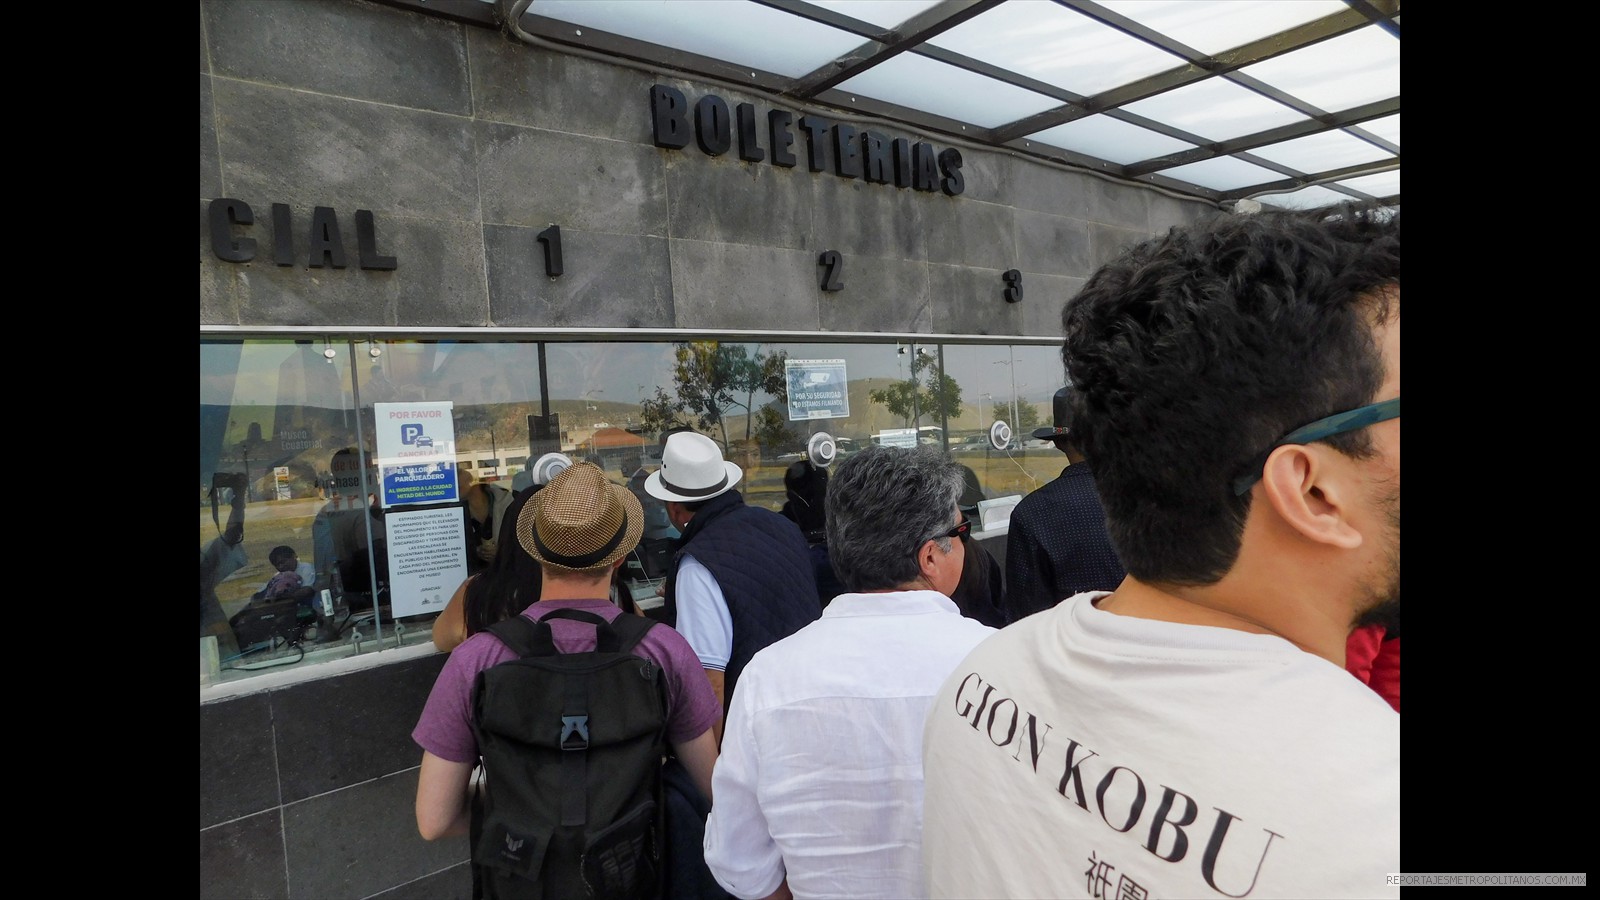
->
xmin=537 ymin=225 xmax=564 ymax=277
xmin=819 ymin=250 xmax=844 ymax=292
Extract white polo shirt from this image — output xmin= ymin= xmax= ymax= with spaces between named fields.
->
xmin=704 ymin=590 xmax=996 ymax=899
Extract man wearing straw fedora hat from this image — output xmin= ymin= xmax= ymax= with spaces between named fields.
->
xmin=644 ymin=430 xmax=821 ymax=744
xmin=412 ymin=462 xmax=721 ymax=844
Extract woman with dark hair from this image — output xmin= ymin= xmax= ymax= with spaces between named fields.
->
xmin=432 ymin=489 xmax=544 ymax=651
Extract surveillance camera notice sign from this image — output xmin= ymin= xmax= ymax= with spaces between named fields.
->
xmin=375 ymin=401 xmax=459 ymax=508
xmin=786 ymin=359 xmax=849 ymax=421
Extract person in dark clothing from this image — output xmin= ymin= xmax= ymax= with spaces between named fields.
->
xmin=780 ymin=459 xmax=846 ymax=609
xmin=950 ymin=528 xmax=1007 ymax=628
xmin=949 ymin=462 xmax=1006 ymax=628
xmin=1002 ymin=385 xmax=1126 ymax=624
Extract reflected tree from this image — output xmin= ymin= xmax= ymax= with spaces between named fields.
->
xmin=665 ymin=342 xmax=788 ymax=450
xmin=869 ymin=353 xmax=963 ymax=428
xmin=638 ymin=385 xmax=687 ymax=436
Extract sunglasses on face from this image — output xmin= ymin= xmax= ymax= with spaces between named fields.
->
xmin=942 ymin=516 xmax=972 ymax=541
xmin=1232 ymin=396 xmax=1400 ymax=496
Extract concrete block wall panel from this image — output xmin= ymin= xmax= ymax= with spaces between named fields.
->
xmin=1084 ymin=173 xmax=1155 ymax=233
xmin=477 ymin=121 xmax=669 ymax=236
xmin=466 ymin=28 xmax=657 ymax=143
xmin=367 ymin=863 xmax=473 ymax=900
xmin=283 ymin=769 xmax=466 ymax=899
xmin=200 ymin=201 xmax=242 ymax=326
xmin=271 ymin=654 xmax=443 ymax=804
xmin=923 ymin=198 xmax=1019 ymax=273
xmin=816 ymin=256 xmax=933 ymax=335
xmin=201 ymin=73 xmax=222 ymax=199
xmin=202 ymin=0 xmax=473 ymax=116
xmin=1016 ymin=208 xmax=1093 ymax=279
xmin=1088 ymin=221 xmax=1154 ymax=274
xmin=810 ymin=175 xmax=928 ymax=264
xmin=948 ymin=143 xmax=1015 ymax=208
xmin=211 ymin=79 xmax=481 ymax=223
xmin=1012 ymin=272 xmax=1088 ymax=337
xmin=485 ymin=225 xmax=674 ymax=328
xmin=201 ymin=808 xmax=288 ymax=900
xmin=388 ymin=219 xmax=497 ymax=327
xmin=669 ymin=242 xmax=822 ymax=331
xmin=664 ymin=150 xmax=813 ymax=251
xmin=225 ymin=212 xmax=480 ymax=328
xmin=200 ymin=653 xmax=455 ymax=900
xmin=200 ymin=691 xmax=276 ymax=829
xmin=929 ymin=262 xmax=1023 ymax=336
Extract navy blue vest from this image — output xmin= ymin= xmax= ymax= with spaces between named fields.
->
xmin=664 ymin=490 xmax=821 ymax=712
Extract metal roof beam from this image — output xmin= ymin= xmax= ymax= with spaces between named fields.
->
xmin=1219 ymin=158 xmax=1399 ymax=202
xmin=785 ymin=0 xmax=1006 ymax=99
xmin=1122 ymin=97 xmax=1400 ymax=177
xmin=990 ymin=3 xmax=1384 ymax=144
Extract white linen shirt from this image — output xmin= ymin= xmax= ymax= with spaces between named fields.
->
xmin=703 ymin=590 xmax=996 ymax=900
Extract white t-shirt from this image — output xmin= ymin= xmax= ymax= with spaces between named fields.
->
xmin=705 ymin=591 xmax=996 ymax=900
xmin=673 ymin=553 xmax=733 ymax=671
xmin=922 ymin=592 xmax=1400 ymax=900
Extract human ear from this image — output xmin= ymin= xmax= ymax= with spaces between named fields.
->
xmin=1260 ymin=445 xmax=1363 ymax=550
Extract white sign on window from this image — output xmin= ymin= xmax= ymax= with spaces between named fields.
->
xmin=385 ymin=506 xmax=468 ymax=618
xmin=785 ymin=359 xmax=849 ymax=421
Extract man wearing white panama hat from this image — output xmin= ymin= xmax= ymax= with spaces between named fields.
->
xmin=645 ymin=430 xmax=821 ymax=744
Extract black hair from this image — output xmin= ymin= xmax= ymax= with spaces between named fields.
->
xmin=1061 ymin=201 xmax=1399 ymax=584
xmin=781 ymin=460 xmax=828 ymax=535
xmin=268 ymin=545 xmax=296 ymax=566
xmin=462 ymin=489 xmax=543 ymax=637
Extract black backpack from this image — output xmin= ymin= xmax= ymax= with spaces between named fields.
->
xmin=470 ymin=608 xmax=668 ymax=900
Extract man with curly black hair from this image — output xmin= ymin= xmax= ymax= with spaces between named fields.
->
xmin=923 ymin=202 xmax=1400 ymax=898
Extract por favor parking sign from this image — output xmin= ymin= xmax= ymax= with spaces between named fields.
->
xmin=375 ymin=401 xmax=459 ymax=508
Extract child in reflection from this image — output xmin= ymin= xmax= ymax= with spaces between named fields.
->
xmin=259 ymin=545 xmax=317 ymax=604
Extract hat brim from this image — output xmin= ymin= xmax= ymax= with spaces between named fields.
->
xmin=642 ymin=461 xmax=743 ymax=503
xmin=521 ymin=482 xmax=644 ymax=573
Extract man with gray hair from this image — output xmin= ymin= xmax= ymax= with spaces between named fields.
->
xmin=703 ymin=445 xmax=996 ymax=900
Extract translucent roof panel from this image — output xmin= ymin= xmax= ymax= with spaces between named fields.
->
xmin=1360 ymin=114 xmax=1401 ymax=147
xmin=1331 ymin=170 xmax=1400 ymax=198
xmin=834 ymin=53 xmax=1064 ymax=130
xmin=1239 ymin=26 xmax=1401 ymax=113
xmin=1158 ymin=155 xmax=1289 ymax=192
xmin=1256 ymin=184 xmax=1354 ymax=210
xmin=528 ymin=0 xmax=863 ymax=78
xmin=926 ymin=0 xmax=1186 ymax=97
xmin=807 ymin=0 xmax=945 ymax=29
xmin=1028 ymin=114 xmax=1197 ymax=166
xmin=1098 ymin=0 xmax=1347 ymax=55
xmin=1120 ymin=77 xmax=1313 ymax=142
xmin=1248 ymin=129 xmax=1396 ymax=175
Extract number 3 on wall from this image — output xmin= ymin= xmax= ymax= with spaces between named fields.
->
xmin=1003 ymin=269 xmax=1023 ymax=303
xmin=819 ymin=250 xmax=844 ymax=292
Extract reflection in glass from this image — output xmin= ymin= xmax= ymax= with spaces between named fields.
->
xmin=203 ymin=334 xmax=1073 ymax=686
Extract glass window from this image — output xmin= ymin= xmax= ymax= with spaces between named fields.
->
xmin=201 ymin=334 xmax=1062 ymax=687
